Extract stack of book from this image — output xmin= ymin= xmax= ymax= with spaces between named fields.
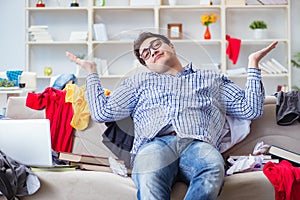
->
xmin=259 ymin=58 xmax=288 ymax=74
xmin=28 ymin=25 xmax=53 ymax=42
xmin=58 ymin=152 xmax=125 ymax=173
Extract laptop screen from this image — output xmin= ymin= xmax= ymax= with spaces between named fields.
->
xmin=0 ymin=119 xmax=52 ymax=167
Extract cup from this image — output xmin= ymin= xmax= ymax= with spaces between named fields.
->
xmin=19 ymin=83 xmax=26 ymax=88
xmin=0 ymin=107 xmax=6 ymax=116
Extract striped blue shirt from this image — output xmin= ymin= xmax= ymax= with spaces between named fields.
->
xmin=86 ymin=63 xmax=265 ymax=159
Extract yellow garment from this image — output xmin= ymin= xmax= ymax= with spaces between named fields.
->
xmin=65 ymin=84 xmax=90 ymax=130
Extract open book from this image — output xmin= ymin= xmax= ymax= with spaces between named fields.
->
xmin=267 ymin=145 xmax=300 ymax=166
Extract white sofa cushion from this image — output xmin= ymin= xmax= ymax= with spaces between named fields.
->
xmin=5 ymin=96 xmax=45 ymax=119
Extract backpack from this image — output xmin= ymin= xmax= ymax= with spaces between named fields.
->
xmin=0 ymin=150 xmax=40 ymax=200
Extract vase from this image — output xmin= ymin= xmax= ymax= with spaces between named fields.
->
xmin=253 ymin=29 xmax=267 ymax=39
xmin=204 ymin=26 xmax=211 ymax=40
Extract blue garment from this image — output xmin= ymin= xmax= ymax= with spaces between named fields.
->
xmin=85 ymin=63 xmax=265 ymax=163
xmin=131 ymin=135 xmax=224 ymax=200
xmin=52 ymin=74 xmax=77 ymax=90
xmin=6 ymin=70 xmax=23 ymax=86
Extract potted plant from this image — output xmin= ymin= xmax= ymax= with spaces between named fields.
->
xmin=249 ymin=20 xmax=268 ymax=39
xmin=291 ymin=53 xmax=300 ymax=90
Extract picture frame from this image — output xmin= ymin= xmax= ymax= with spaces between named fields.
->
xmin=167 ymin=23 xmax=182 ymax=39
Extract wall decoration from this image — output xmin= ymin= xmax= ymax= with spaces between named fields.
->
xmin=167 ymin=23 xmax=182 ymax=39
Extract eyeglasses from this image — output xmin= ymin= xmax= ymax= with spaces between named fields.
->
xmin=140 ymin=39 xmax=163 ymax=61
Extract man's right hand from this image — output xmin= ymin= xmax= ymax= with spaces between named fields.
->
xmin=65 ymin=52 xmax=98 ymax=74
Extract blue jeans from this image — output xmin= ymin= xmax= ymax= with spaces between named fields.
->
xmin=132 ymin=136 xmax=224 ymax=200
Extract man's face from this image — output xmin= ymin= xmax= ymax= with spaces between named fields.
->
xmin=139 ymin=37 xmax=176 ymax=74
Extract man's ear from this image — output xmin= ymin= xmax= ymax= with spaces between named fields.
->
xmin=169 ymin=43 xmax=174 ymax=49
xmin=169 ymin=43 xmax=176 ymax=54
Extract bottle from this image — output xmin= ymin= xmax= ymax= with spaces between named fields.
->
xmin=99 ymin=0 xmax=105 ymax=7
xmin=70 ymin=0 xmax=79 ymax=7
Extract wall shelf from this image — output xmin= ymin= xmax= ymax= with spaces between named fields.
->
xmin=25 ymin=0 xmax=291 ymax=94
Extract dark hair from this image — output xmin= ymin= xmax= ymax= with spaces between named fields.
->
xmin=133 ymin=32 xmax=171 ymax=66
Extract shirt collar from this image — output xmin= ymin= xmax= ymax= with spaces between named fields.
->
xmin=177 ymin=62 xmax=195 ymax=76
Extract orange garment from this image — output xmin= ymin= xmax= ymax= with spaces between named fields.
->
xmin=263 ymin=160 xmax=300 ymax=200
xmin=64 ymin=84 xmax=90 ymax=131
xmin=26 ymin=87 xmax=74 ymax=152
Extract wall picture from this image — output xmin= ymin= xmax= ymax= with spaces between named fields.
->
xmin=167 ymin=23 xmax=182 ymax=39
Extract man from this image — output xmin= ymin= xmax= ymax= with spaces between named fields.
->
xmin=66 ymin=32 xmax=277 ymax=200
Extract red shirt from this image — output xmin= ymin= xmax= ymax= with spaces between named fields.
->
xmin=263 ymin=160 xmax=300 ymax=200
xmin=26 ymin=87 xmax=74 ymax=152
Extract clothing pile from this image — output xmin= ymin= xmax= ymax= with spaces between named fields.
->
xmin=276 ymin=90 xmax=300 ymax=126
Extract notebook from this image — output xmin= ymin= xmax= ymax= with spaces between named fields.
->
xmin=0 ymin=119 xmax=53 ymax=167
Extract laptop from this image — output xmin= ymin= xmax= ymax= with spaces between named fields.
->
xmin=0 ymin=119 xmax=53 ymax=167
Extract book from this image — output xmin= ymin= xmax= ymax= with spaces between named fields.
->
xmin=262 ymin=158 xmax=280 ymax=164
xmin=267 ymin=145 xmax=300 ymax=166
xmin=271 ymin=58 xmax=288 ymax=73
xmin=75 ymin=163 xmax=113 ymax=173
xmin=259 ymin=63 xmax=274 ymax=74
xmin=31 ymin=165 xmax=77 ymax=172
xmin=93 ymin=23 xmax=108 ymax=41
xmin=74 ymin=162 xmax=132 ymax=175
xmin=58 ymin=152 xmax=124 ymax=167
xmin=265 ymin=60 xmax=282 ymax=74
xmin=229 ymin=154 xmax=272 ymax=160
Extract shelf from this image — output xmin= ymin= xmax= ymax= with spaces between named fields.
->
xmin=25 ymin=0 xmax=291 ymax=93
xmin=159 ymin=5 xmax=221 ymax=9
xmin=240 ymin=39 xmax=289 ymax=44
xmin=77 ymin=75 xmax=129 ymax=79
xmin=93 ymin=6 xmax=155 ymax=10
xmin=227 ymin=73 xmax=289 ymax=78
xmin=26 ymin=41 xmax=88 ymax=45
xmin=26 ymin=7 xmax=89 ymax=11
xmin=225 ymin=4 xmax=288 ymax=9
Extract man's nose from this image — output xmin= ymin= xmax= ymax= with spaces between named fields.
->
xmin=151 ymin=49 xmax=159 ymax=58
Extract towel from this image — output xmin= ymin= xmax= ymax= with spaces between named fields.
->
xmin=263 ymin=160 xmax=300 ymax=200
xmin=226 ymin=35 xmax=241 ymax=65
xmin=6 ymin=70 xmax=23 ymax=86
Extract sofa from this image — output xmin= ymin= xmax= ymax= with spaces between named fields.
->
xmin=2 ymin=95 xmax=300 ymax=200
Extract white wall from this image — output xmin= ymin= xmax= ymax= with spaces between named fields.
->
xmin=290 ymin=0 xmax=300 ymax=88
xmin=0 ymin=0 xmax=300 ymax=87
xmin=0 ymin=1 xmax=25 ymax=71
